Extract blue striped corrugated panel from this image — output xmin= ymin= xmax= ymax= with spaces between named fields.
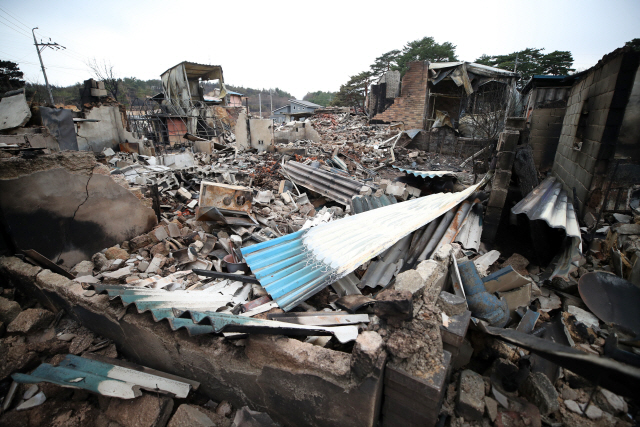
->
xmin=241 ymin=230 xmax=335 ymax=311
xmin=393 ymin=166 xmax=457 ymax=179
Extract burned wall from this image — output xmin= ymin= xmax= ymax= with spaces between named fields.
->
xmin=527 ymin=107 xmax=566 ymax=172
xmin=552 ymin=48 xmax=640 ymax=215
xmin=0 ymin=152 xmax=157 ymax=268
xmin=77 ymin=105 xmax=142 ymax=153
xmin=0 ymin=256 xmax=386 ymax=427
xmin=372 ymin=62 xmax=429 ymax=130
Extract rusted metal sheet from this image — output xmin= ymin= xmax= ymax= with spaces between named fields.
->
xmin=119 ymin=142 xmax=140 ymax=154
xmin=195 ymin=181 xmax=257 ymax=226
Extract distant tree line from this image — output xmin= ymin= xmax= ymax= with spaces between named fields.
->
xmin=302 ymin=91 xmax=336 ymax=106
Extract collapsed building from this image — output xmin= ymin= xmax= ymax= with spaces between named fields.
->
xmin=0 ymin=46 xmax=639 ymax=427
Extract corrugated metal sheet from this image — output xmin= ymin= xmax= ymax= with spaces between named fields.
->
xmin=429 ymin=61 xmax=519 ymax=77
xmin=393 ymin=166 xmax=457 ymax=179
xmin=454 ymin=208 xmax=482 ymax=250
xmin=283 ymin=161 xmax=369 ymax=206
xmin=242 ymin=183 xmax=481 ymax=310
xmin=91 ymin=285 xmax=358 ymax=343
xmin=511 ymin=176 xmax=582 ymax=278
xmin=331 ymin=272 xmax=362 ymax=296
xmin=359 ymin=234 xmax=412 ymax=289
xmin=12 ymin=354 xmax=194 ymax=399
xmin=351 ymin=194 xmax=397 ymax=214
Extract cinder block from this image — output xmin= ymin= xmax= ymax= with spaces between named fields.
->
xmin=496 ymin=151 xmax=515 ymax=171
xmin=492 ymin=170 xmax=512 ymax=190
xmin=496 ymin=131 xmax=520 ymax=152
xmin=488 ymin=188 xmax=508 ymax=209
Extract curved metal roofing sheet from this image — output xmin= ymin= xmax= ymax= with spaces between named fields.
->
xmin=91 ymin=285 xmax=357 ymax=343
xmin=511 ymin=176 xmax=582 ymax=279
xmin=242 ymin=183 xmax=481 ymax=311
xmin=393 ymin=166 xmax=457 ymax=179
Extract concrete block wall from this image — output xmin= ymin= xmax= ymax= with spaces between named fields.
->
xmin=482 ymin=130 xmax=520 ymax=242
xmin=373 ymin=62 xmax=428 ymax=130
xmin=527 ymin=107 xmax=566 ymax=172
xmin=551 ymin=50 xmax=634 ymax=214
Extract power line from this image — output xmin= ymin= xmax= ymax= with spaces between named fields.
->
xmin=0 ymin=6 xmax=31 ymax=32
xmin=0 ymin=17 xmax=31 ymax=38
xmin=0 ymin=8 xmax=91 ymax=64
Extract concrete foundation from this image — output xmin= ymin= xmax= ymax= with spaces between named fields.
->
xmin=0 ymin=256 xmax=386 ymax=427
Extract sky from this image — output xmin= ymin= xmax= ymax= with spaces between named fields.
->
xmin=1 ymin=0 xmax=639 ymax=100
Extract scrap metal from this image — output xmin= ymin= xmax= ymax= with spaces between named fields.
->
xmin=393 ymin=166 xmax=458 ymax=179
xmin=242 ymin=182 xmax=481 ymax=311
xmin=511 ymin=176 xmax=582 ymax=278
xmin=195 ymin=181 xmax=257 ymax=226
xmin=12 ymin=354 xmax=195 ymax=399
xmin=282 ymin=161 xmax=372 ymax=206
xmin=91 ymin=285 xmax=358 ymax=343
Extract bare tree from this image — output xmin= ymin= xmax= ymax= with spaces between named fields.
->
xmin=459 ymin=81 xmax=518 ymax=141
xmin=87 ymin=58 xmax=120 ymax=102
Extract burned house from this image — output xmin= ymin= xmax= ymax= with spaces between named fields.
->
xmin=127 ymin=62 xmax=234 ymax=152
xmin=371 ymin=61 xmax=518 ymax=158
xmin=521 ymin=75 xmax=574 ymax=172
xmin=551 ymin=47 xmax=640 ymax=219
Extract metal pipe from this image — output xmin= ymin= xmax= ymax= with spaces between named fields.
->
xmin=430 ymin=200 xmax=473 ymax=257
xmin=457 ymin=260 xmax=509 ymax=327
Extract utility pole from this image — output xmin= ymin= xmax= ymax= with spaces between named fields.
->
xmin=259 ymin=93 xmax=262 ymax=117
xmin=514 ymin=52 xmax=519 ymax=73
xmin=32 ymin=27 xmax=65 ymax=106
xmin=270 ymin=89 xmax=273 ymax=115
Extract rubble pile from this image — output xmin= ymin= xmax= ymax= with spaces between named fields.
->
xmin=2 ymin=97 xmax=640 ymax=426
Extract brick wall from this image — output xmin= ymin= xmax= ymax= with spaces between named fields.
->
xmin=528 ymin=107 xmax=566 ymax=172
xmin=552 ymin=49 xmax=638 ymax=215
xmin=373 ymin=62 xmax=428 ymax=130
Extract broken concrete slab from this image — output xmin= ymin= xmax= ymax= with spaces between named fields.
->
xmin=7 ymin=308 xmax=54 ymax=334
xmin=0 ymin=90 xmax=31 ymax=130
xmin=167 ymin=404 xmax=225 ymax=427
xmin=373 ymin=289 xmax=413 ymax=322
xmin=437 ymin=291 xmax=467 ymax=317
xmin=520 ymin=372 xmax=559 ymax=415
xmin=167 ymin=223 xmax=181 ymax=238
xmin=0 ymin=296 xmax=21 ymax=324
xmin=104 ymin=393 xmax=174 ymax=427
xmin=70 ymin=260 xmax=94 ymax=277
xmin=456 ymin=369 xmax=485 ymax=421
xmin=0 ymin=152 xmax=157 ymax=268
xmin=232 ymin=406 xmax=280 ymax=427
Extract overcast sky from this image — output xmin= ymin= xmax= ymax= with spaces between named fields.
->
xmin=1 ymin=0 xmax=638 ymax=99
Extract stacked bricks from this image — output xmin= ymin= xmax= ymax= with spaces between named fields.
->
xmin=382 ymin=351 xmax=452 ymax=427
xmin=482 ymin=130 xmax=520 ymax=242
xmin=373 ymin=61 xmax=428 ymax=130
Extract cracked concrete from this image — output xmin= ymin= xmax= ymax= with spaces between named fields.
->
xmin=0 ymin=152 xmax=157 ymax=268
